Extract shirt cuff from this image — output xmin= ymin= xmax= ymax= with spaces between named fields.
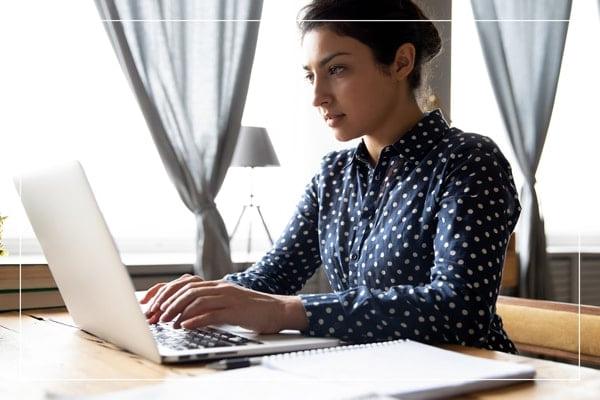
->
xmin=299 ymin=293 xmax=351 ymax=339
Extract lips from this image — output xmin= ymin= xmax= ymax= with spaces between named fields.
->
xmin=325 ymin=113 xmax=345 ymax=127
xmin=324 ymin=113 xmax=345 ymax=121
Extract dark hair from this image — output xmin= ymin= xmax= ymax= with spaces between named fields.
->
xmin=298 ymin=0 xmax=442 ymax=99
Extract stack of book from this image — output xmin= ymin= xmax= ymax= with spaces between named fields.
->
xmin=0 ymin=264 xmax=64 ymax=311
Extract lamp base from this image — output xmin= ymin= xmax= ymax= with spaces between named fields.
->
xmin=229 ymin=203 xmax=273 ymax=257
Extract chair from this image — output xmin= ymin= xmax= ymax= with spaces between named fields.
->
xmin=499 ymin=234 xmax=518 ymax=294
xmin=496 ymin=296 xmax=600 ymax=368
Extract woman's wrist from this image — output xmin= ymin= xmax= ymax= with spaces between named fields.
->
xmin=274 ymin=295 xmax=309 ymax=332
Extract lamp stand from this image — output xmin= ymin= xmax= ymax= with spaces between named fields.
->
xmin=229 ymin=167 xmax=273 ymax=254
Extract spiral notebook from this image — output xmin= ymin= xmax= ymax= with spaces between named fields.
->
xmin=58 ymin=340 xmax=536 ymax=400
xmin=259 ymin=339 xmax=536 ymax=399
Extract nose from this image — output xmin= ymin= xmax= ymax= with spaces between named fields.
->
xmin=311 ymin=76 xmax=332 ymax=108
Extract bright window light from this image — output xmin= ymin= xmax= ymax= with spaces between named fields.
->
xmin=451 ymin=0 xmax=599 ymax=249
xmin=1 ymin=0 xmax=595 ymax=257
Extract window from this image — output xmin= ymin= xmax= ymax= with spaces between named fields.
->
xmin=451 ymin=0 xmax=600 ymax=249
xmin=0 ymin=0 xmax=196 ymax=255
xmin=0 ymin=0 xmax=326 ymax=257
xmin=2 ymin=0 xmax=595 ymax=259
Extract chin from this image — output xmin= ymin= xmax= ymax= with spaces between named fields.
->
xmin=332 ymin=129 xmax=360 ymax=142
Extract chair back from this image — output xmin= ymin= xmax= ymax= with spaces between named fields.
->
xmin=497 ymin=296 xmax=600 ymax=368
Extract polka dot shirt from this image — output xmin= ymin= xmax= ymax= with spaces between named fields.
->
xmin=225 ymin=109 xmax=521 ymax=353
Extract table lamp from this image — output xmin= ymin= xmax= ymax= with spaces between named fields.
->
xmin=229 ymin=126 xmax=279 ymax=255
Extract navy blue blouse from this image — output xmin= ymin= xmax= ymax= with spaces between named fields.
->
xmin=225 ymin=109 xmax=520 ymax=353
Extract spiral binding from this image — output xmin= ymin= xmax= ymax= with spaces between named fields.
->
xmin=264 ymin=339 xmax=409 ymax=361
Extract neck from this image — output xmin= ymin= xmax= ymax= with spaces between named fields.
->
xmin=362 ymin=100 xmax=424 ymax=167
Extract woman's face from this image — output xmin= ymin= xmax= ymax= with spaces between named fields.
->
xmin=302 ymin=28 xmax=406 ymax=142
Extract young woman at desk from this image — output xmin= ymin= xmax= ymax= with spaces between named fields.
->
xmin=142 ymin=0 xmax=521 ymax=354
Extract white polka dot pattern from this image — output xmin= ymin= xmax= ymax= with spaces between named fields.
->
xmin=225 ymin=109 xmax=520 ymax=353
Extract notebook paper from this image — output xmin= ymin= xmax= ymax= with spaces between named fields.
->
xmin=261 ymin=339 xmax=536 ymax=399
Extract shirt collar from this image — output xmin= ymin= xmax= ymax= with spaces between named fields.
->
xmin=346 ymin=108 xmax=449 ymax=168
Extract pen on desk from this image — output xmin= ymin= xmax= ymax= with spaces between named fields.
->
xmin=207 ymin=357 xmax=262 ymax=370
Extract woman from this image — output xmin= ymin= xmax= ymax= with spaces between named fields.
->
xmin=142 ymin=0 xmax=521 ymax=353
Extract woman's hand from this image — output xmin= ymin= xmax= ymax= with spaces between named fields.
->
xmin=140 ymin=273 xmax=206 ymax=324
xmin=140 ymin=275 xmax=308 ymax=334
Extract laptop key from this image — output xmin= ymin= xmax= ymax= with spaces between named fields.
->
xmin=150 ymin=324 xmax=260 ymax=351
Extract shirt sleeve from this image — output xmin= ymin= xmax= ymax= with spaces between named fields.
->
xmin=224 ymin=173 xmax=323 ymax=295
xmin=298 ymin=144 xmax=521 ymax=346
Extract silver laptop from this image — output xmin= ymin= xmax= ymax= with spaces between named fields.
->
xmin=14 ymin=160 xmax=339 ymax=363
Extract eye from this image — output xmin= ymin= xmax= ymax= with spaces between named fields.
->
xmin=328 ymin=65 xmax=345 ymax=75
xmin=304 ymin=73 xmax=314 ymax=84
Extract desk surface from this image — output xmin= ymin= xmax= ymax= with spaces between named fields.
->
xmin=1 ymin=308 xmax=599 ymax=400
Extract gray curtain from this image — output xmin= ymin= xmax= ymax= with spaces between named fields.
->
xmin=471 ymin=0 xmax=571 ymax=299
xmin=95 ymin=0 xmax=263 ymax=280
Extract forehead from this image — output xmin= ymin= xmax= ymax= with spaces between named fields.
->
xmin=302 ymin=28 xmax=368 ymax=68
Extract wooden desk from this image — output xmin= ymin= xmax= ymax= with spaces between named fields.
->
xmin=1 ymin=308 xmax=599 ymax=399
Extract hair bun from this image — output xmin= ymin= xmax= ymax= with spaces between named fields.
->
xmin=419 ymin=20 xmax=442 ymax=62
xmin=408 ymin=1 xmax=442 ymax=63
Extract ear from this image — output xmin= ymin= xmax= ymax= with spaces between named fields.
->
xmin=392 ymin=43 xmax=416 ymax=82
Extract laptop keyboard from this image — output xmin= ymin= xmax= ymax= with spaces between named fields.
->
xmin=149 ymin=324 xmax=262 ymax=351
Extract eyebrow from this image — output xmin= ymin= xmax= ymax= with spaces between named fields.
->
xmin=302 ymin=52 xmax=352 ymax=71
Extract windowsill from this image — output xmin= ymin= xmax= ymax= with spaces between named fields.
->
xmin=0 ymin=253 xmax=256 ymax=274
xmin=547 ymin=246 xmax=600 ymax=255
xmin=1 ymin=247 xmax=598 ymax=267
xmin=0 ymin=253 xmax=193 ymax=266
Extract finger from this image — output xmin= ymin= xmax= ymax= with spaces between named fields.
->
xmin=159 ymin=280 xmax=222 ymax=313
xmin=179 ymin=309 xmax=227 ymax=330
xmin=158 ymin=286 xmax=206 ymax=323
xmin=146 ymin=283 xmax=171 ymax=316
xmin=147 ymin=310 xmax=162 ymax=324
xmin=166 ymin=294 xmax=227 ymax=326
xmin=146 ymin=277 xmax=187 ymax=314
xmin=149 ymin=274 xmax=202 ymax=313
xmin=145 ymin=306 xmax=163 ymax=321
xmin=146 ymin=281 xmax=186 ymax=317
xmin=140 ymin=282 xmax=166 ymax=304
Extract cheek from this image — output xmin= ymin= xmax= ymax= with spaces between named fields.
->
xmin=363 ymin=78 xmax=396 ymax=108
xmin=342 ymin=78 xmax=394 ymax=128
xmin=333 ymin=78 xmax=371 ymax=118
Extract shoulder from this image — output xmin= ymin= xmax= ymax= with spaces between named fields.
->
xmin=444 ymin=129 xmax=504 ymax=157
xmin=318 ymin=148 xmax=355 ymax=174
xmin=303 ymin=148 xmax=354 ymax=194
xmin=439 ymin=128 xmax=513 ymax=175
xmin=436 ymin=128 xmax=521 ymax=215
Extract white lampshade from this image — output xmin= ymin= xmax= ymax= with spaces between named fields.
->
xmin=231 ymin=126 xmax=280 ymax=168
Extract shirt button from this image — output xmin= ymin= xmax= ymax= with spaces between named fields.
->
xmin=350 ymin=253 xmax=359 ymax=261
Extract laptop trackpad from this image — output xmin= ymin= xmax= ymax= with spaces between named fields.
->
xmin=214 ymin=324 xmax=309 ymax=342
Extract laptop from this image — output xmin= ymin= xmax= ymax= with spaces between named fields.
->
xmin=14 ymin=160 xmax=339 ymax=363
